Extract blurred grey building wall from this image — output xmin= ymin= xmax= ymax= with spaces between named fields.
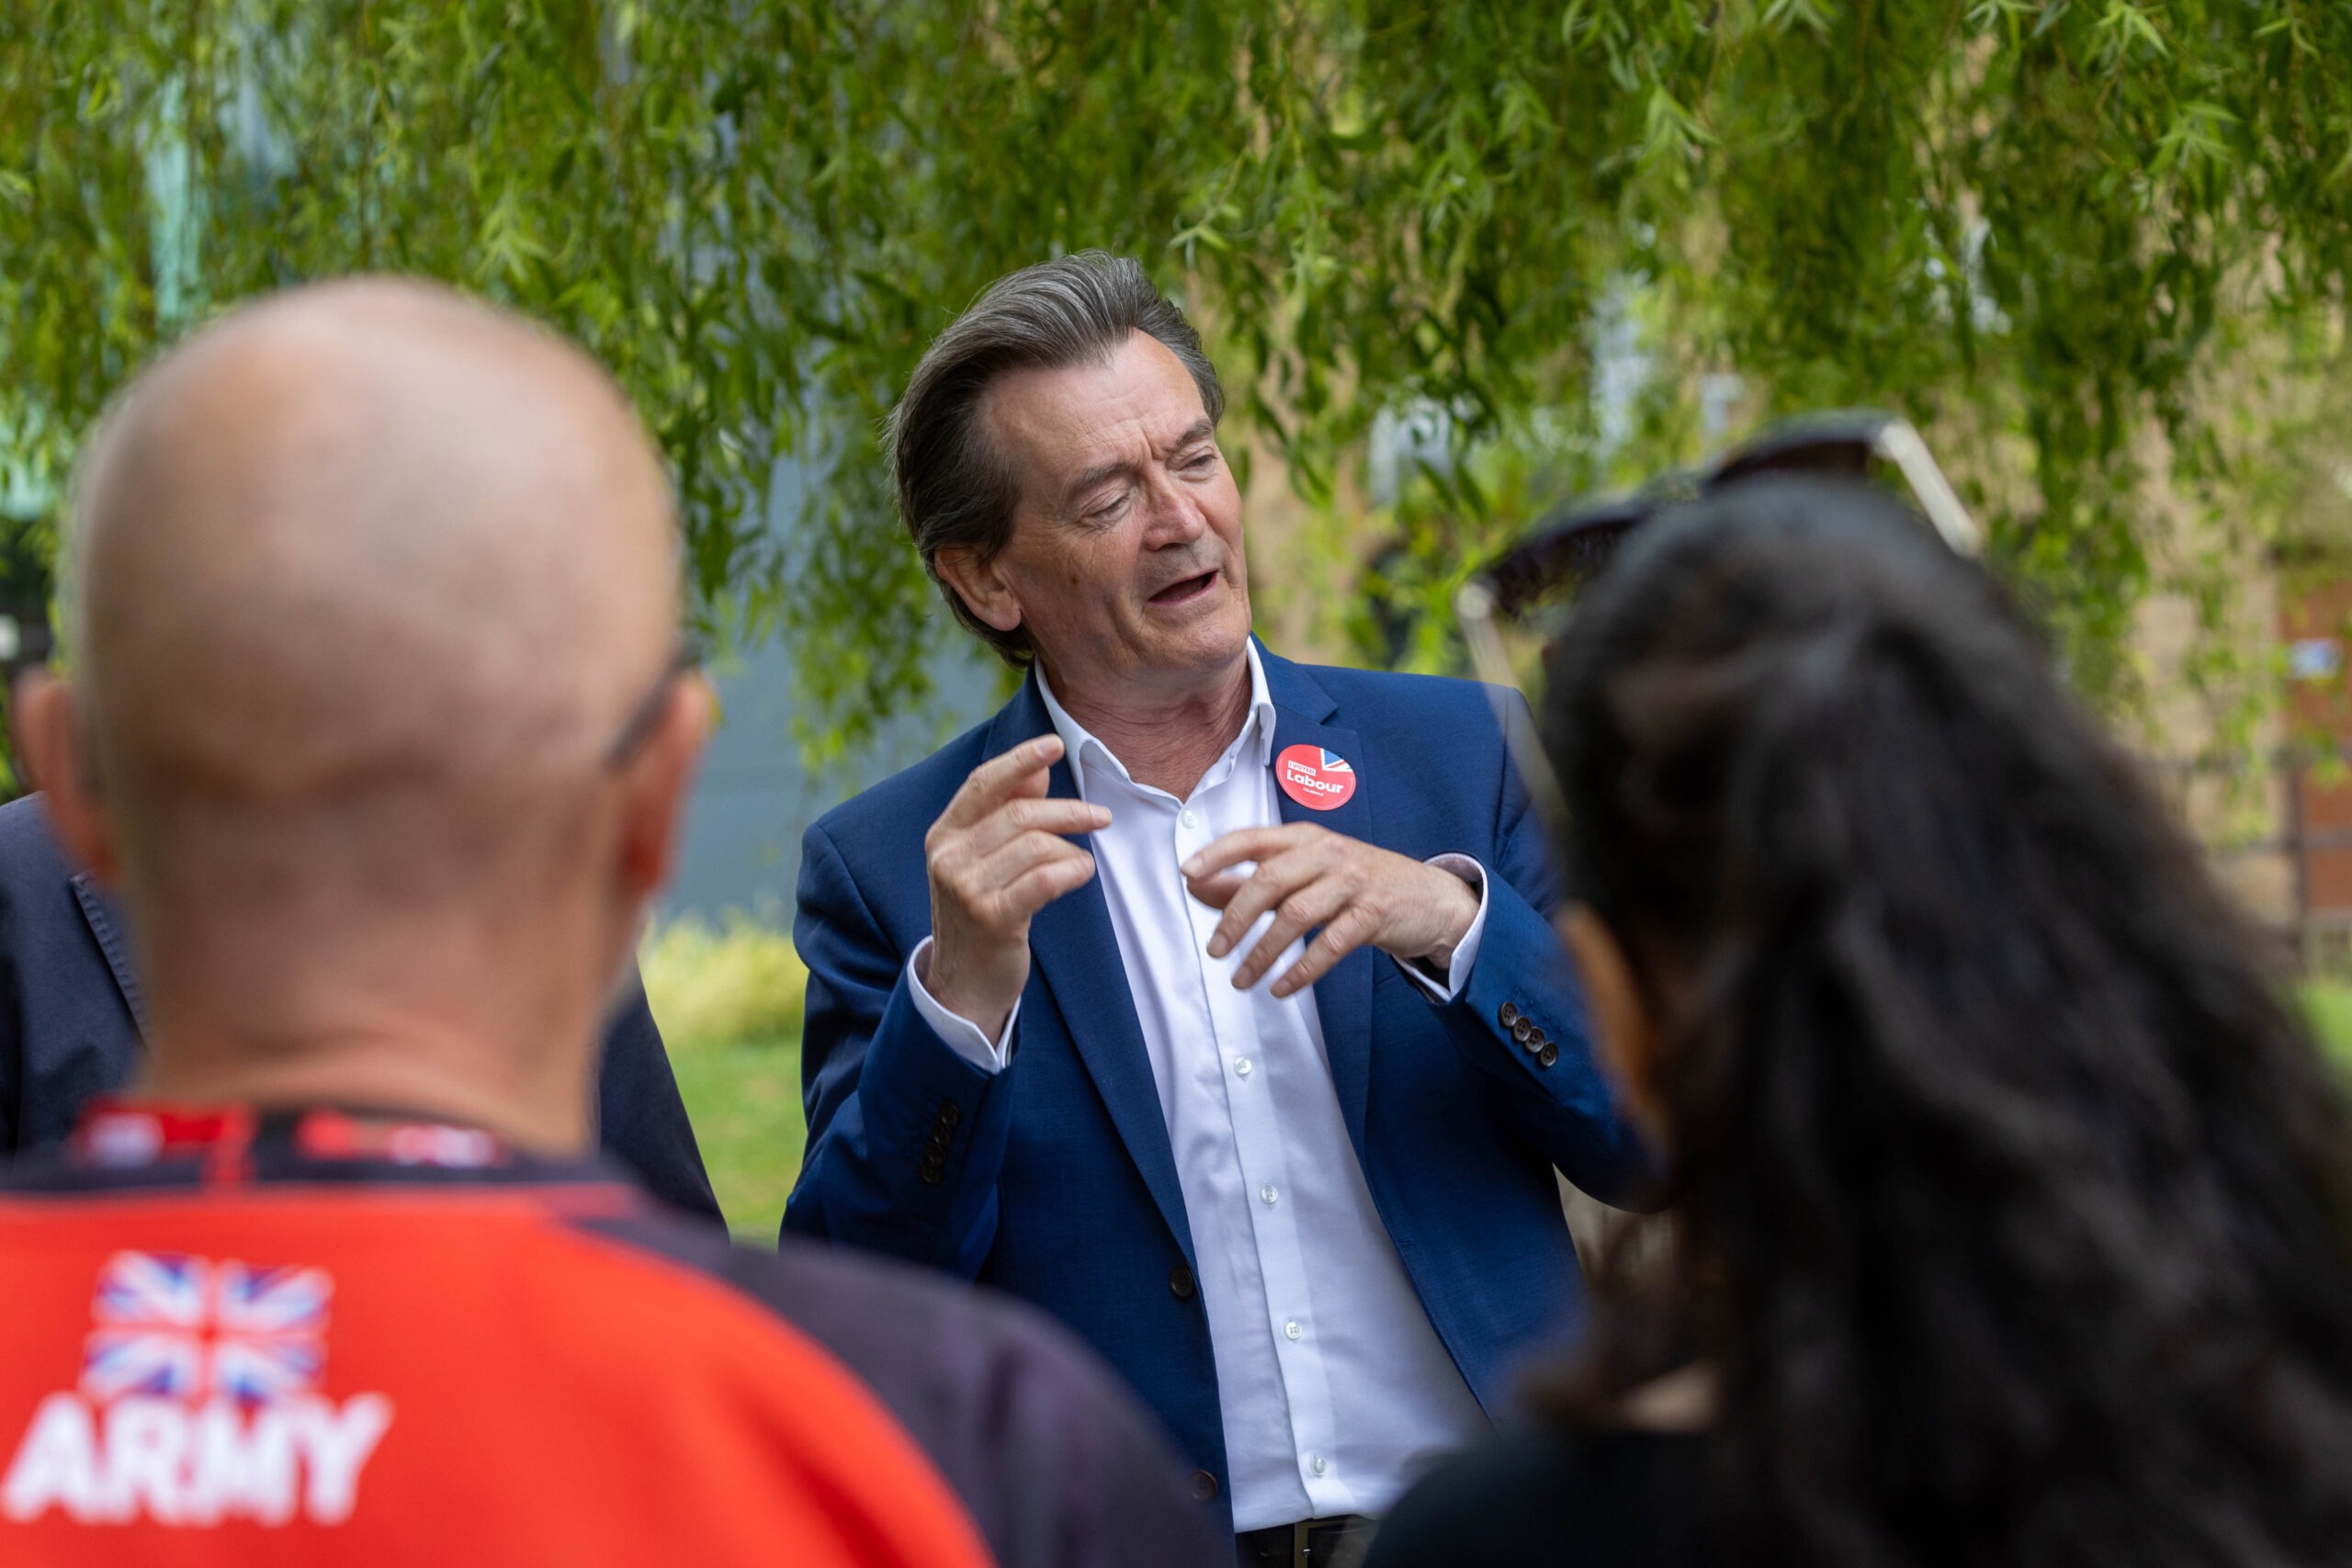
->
xmin=660 ymin=634 xmax=1003 ymax=924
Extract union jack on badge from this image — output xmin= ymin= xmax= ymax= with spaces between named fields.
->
xmin=81 ymin=1251 xmax=332 ymax=1405
xmin=1275 ymin=743 xmax=1360 ymax=811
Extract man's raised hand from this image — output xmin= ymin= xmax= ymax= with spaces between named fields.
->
xmin=1182 ymin=825 xmax=1479 ymax=999
xmin=921 ymin=735 xmax=1110 ymax=1042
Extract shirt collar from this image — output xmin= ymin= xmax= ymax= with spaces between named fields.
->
xmin=61 ymin=1099 xmax=623 ymax=1193
xmin=1034 ymin=641 xmax=1279 ymax=795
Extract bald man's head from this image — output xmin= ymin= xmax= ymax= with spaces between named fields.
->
xmin=59 ymin=276 xmax=683 ymax=942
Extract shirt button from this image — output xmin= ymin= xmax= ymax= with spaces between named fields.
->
xmin=1283 ymin=1318 xmax=1302 ymax=1340
xmin=1181 ymin=807 xmax=1197 ymax=829
xmin=1233 ymin=1057 xmax=1252 ymax=1077
xmin=1310 ymin=1454 xmax=1328 ymax=1477
xmin=1260 ymin=1184 xmax=1278 ymax=1206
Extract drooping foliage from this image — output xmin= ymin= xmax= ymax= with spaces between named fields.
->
xmin=5 ymin=1 xmax=2350 ymax=750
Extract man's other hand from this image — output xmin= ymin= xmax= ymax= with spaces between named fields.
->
xmin=1182 ymin=826 xmax=1479 ymax=998
xmin=922 ymin=736 xmax=1111 ymax=1041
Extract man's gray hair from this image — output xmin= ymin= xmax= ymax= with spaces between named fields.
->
xmin=888 ymin=252 xmax=1224 ymax=665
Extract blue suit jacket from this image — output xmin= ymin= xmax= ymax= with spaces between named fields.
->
xmin=784 ymin=649 xmax=1651 ymax=1525
xmin=0 ymin=795 xmax=721 ymax=1223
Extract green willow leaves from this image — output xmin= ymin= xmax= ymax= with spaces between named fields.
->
xmin=5 ymin=1 xmax=2349 ymax=747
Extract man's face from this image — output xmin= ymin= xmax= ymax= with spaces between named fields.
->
xmin=969 ymin=332 xmax=1250 ymax=693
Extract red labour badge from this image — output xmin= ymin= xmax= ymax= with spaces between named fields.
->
xmin=1275 ymin=745 xmax=1358 ymax=811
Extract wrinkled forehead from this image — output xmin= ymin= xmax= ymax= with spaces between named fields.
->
xmin=980 ymin=333 xmax=1212 ymax=507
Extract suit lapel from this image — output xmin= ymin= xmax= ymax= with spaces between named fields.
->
xmin=69 ymin=874 xmax=148 ymax=1037
xmin=988 ymin=676 xmax=1197 ymax=1268
xmin=1262 ymin=652 xmax=1375 ymax=1160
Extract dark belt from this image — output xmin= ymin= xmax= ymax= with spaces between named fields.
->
xmin=1235 ymin=1514 xmax=1377 ymax=1568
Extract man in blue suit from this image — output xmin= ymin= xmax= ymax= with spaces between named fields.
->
xmin=786 ymin=254 xmax=1652 ymax=1561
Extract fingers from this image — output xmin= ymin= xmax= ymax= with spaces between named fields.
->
xmin=974 ymin=828 xmax=1094 ymax=898
xmin=956 ymin=795 xmax=1112 ymax=860
xmin=1182 ymin=827 xmax=1295 ymax=884
xmin=1232 ymin=878 xmax=1348 ymax=989
xmin=954 ymin=831 xmax=1097 ymax=931
xmin=998 ymin=848 xmax=1100 ymax=921
xmin=1185 ymin=869 xmax=1250 ymax=909
xmin=1203 ymin=843 xmax=1327 ymax=959
xmin=929 ymin=737 xmax=1110 ymax=877
xmin=1271 ymin=906 xmax=1375 ymax=998
xmin=937 ymin=735 xmax=1067 ymax=832
xmin=1191 ymin=832 xmax=1419 ymax=997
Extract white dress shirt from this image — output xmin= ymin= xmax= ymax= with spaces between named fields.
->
xmin=906 ymin=644 xmax=1493 ymax=1529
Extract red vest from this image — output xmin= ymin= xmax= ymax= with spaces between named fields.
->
xmin=0 ymin=1105 xmax=994 ymax=1567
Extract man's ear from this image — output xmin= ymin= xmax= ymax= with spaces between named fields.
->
xmin=612 ymin=671 xmax=713 ymax=905
xmin=933 ymin=545 xmax=1025 ymax=636
xmin=13 ymin=671 xmax=121 ymax=886
xmin=1559 ymin=902 xmax=1669 ymax=1149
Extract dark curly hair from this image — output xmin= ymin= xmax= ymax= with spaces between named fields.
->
xmin=1540 ymin=476 xmax=2352 ymax=1566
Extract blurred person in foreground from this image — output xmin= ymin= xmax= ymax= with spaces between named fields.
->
xmin=0 ymin=795 xmax=720 ymax=1219
xmin=785 ymin=252 xmax=1654 ymax=1560
xmin=0 ymin=278 xmax=1224 ymax=1567
xmin=1367 ymin=477 xmax=2352 ymax=1568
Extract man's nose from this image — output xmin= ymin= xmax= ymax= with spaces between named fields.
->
xmin=1140 ymin=474 xmax=1208 ymax=547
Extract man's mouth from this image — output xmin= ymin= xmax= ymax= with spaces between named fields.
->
xmin=1149 ymin=570 xmax=1219 ymax=607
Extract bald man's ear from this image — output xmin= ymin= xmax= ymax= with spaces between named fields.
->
xmin=611 ymin=672 xmax=712 ymax=903
xmin=13 ymin=671 xmax=122 ymax=887
xmin=933 ymin=545 xmax=1025 ymax=637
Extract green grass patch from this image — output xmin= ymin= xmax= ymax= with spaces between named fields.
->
xmin=2305 ymin=982 xmax=2352 ymax=1079
xmin=643 ymin=916 xmax=809 ymax=1242
xmin=671 ymin=1035 xmax=804 ymax=1242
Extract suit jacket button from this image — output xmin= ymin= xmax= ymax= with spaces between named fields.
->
xmin=1524 ymin=1028 xmax=1548 ymax=1054
xmin=1537 ymin=1042 xmax=1560 ymax=1068
xmin=938 ymin=1100 xmax=962 ymax=1127
xmin=1498 ymin=1001 xmax=1521 ymax=1029
xmin=1169 ymin=1262 xmax=1197 ymax=1301
xmin=1188 ymin=1470 xmax=1218 ymax=1503
xmin=1511 ymin=1017 xmax=1535 ymax=1045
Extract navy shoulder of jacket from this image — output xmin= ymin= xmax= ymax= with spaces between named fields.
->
xmin=1306 ymin=661 xmax=1523 ymax=783
xmin=1304 ymin=660 xmax=1516 ymax=741
xmin=0 ymin=796 xmax=145 ymax=1156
